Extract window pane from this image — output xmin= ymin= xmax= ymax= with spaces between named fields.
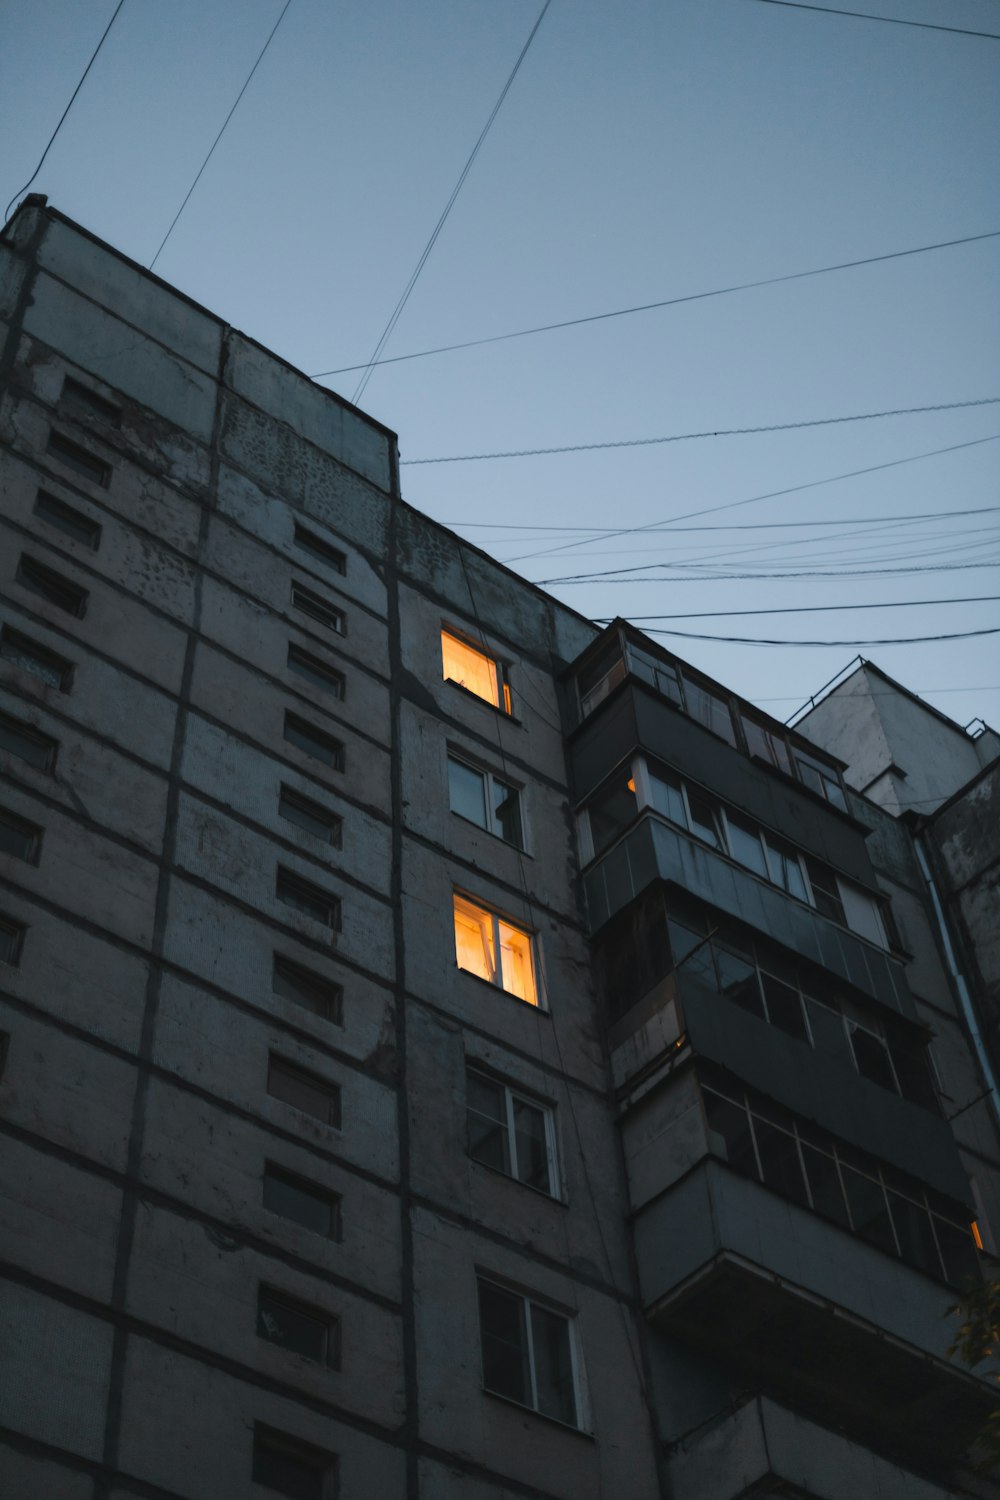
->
xmin=588 ymin=774 xmax=637 ymax=854
xmin=267 ymin=1057 xmax=340 ymax=1127
xmin=454 ymin=896 xmax=496 ymax=983
xmin=649 ymin=770 xmax=687 ymax=828
xmin=294 ymin=523 xmax=345 ymax=574
xmin=703 ymin=1088 xmax=757 ymax=1175
xmin=449 ymin=758 xmax=488 ymax=828
xmin=764 ymin=838 xmax=807 ymax=901
xmin=761 ymin=972 xmax=808 ymax=1041
xmin=933 ymin=1218 xmax=980 ymax=1286
xmin=252 ymin=1430 xmax=330 ymax=1500
xmin=726 ymin=815 xmax=768 ymax=877
xmin=283 ymin=713 xmax=344 ymax=770
xmin=888 ymin=1193 xmax=941 ymax=1278
xmin=1 ymin=628 xmax=73 ymax=690
xmin=530 ymin=1304 xmax=577 ymax=1425
xmin=276 ymin=868 xmax=339 ymax=928
xmin=801 ymin=1144 xmax=850 ymax=1227
xmin=262 ymin=1166 xmax=339 ymax=1238
xmin=685 ymin=679 xmax=737 ymax=746
xmin=287 ymin=644 xmax=344 ymax=698
xmin=272 ymin=956 xmax=342 ymax=1022
xmin=513 ymin=1097 xmax=551 ymax=1193
xmin=716 ymin=947 xmax=763 ymax=1018
xmin=0 ymin=809 xmax=41 ymax=863
xmin=479 ymin=1282 xmax=530 ymax=1406
xmin=279 ymin=787 xmax=340 ymax=844
xmin=805 ymin=996 xmax=849 ymax=1061
xmin=291 ymin=582 xmax=344 ymax=633
xmin=0 ymin=915 xmax=26 ymax=967
xmin=467 ymin=1073 xmax=509 ymax=1174
xmin=668 ymin=918 xmax=716 ymax=990
xmin=442 ymin=631 xmax=500 ymax=708
xmin=842 ymin=1167 xmax=896 ymax=1254
xmin=805 ymin=858 xmax=847 ymax=925
xmin=257 ymin=1288 xmax=332 ymax=1364
xmin=34 ymin=490 xmax=102 ymax=548
xmin=753 ymin=1118 xmax=809 ymax=1206
xmin=849 ymin=1025 xmax=897 ymax=1093
xmin=686 ymin=791 xmax=721 ymax=849
xmin=498 ymin=921 xmax=537 ymax=1005
xmin=492 ymin=778 xmax=523 ymax=848
xmin=17 ymin=555 xmax=87 ymax=616
xmin=890 ymin=1032 xmax=939 ymax=1112
xmin=0 ymin=711 xmax=58 ymax=770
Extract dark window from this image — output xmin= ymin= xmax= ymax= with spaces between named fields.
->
xmin=686 ymin=790 xmax=722 ymax=849
xmin=716 ymin=946 xmax=763 ymax=1018
xmin=648 ymin=767 xmax=687 ymax=827
xmin=801 ymin=1144 xmax=850 ymax=1227
xmin=466 ymin=1068 xmax=556 ymax=1195
xmin=0 ymin=1031 xmax=8 ymax=1080
xmin=276 ymin=867 xmax=340 ymax=929
xmin=0 ymin=628 xmax=73 ymax=691
xmin=753 ymin=1115 xmax=809 ymax=1206
xmin=0 ymin=711 xmax=58 ymax=771
xmin=262 ymin=1163 xmax=340 ymax=1239
xmin=273 ymin=955 xmax=343 ymax=1023
xmin=740 ymin=715 xmax=792 ymax=774
xmin=16 ymin=556 xmax=88 ymax=618
xmin=252 ymin=1425 xmax=336 ymax=1500
xmin=0 ymin=808 xmax=42 ymax=863
xmin=761 ymin=972 xmax=808 ymax=1041
xmin=703 ymin=1088 xmax=757 ymax=1175
xmin=794 ymin=750 xmax=848 ymax=811
xmin=0 ymin=914 xmax=25 ymax=966
xmin=888 ymin=1192 xmax=942 ymax=1278
xmin=279 ymin=785 xmax=341 ymax=846
xmin=586 ymin=770 xmax=636 ymax=855
xmin=842 ymin=1166 xmax=897 ymax=1255
xmin=628 ymin=645 xmax=684 ymax=706
xmin=287 ymin=644 xmax=344 ymax=699
xmin=848 ymin=1022 xmax=898 ymax=1093
xmin=267 ymin=1055 xmax=341 ymax=1127
xmin=764 ymin=836 xmax=807 ymax=902
xmin=61 ymin=377 xmax=121 ymax=426
xmin=293 ymin=524 xmax=346 ymax=575
xmin=283 ymin=712 xmax=344 ymax=771
xmin=257 ymin=1286 xmax=339 ymax=1367
xmin=805 ymin=857 xmax=847 ymax=925
xmin=933 ymin=1216 xmax=980 ymax=1287
xmin=291 ymin=582 xmax=344 ymax=634
xmin=477 ymin=1279 xmax=578 ymax=1426
xmin=889 ymin=1028 xmax=939 ymax=1112
xmin=33 ymin=491 xmax=102 ymax=549
xmin=726 ymin=813 xmax=768 ymax=877
xmin=448 ymin=756 xmax=523 ymax=848
xmin=683 ymin=678 xmax=738 ymax=747
xmin=47 ymin=430 xmax=111 ymax=486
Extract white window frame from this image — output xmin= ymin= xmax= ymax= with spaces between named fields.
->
xmin=477 ymin=1276 xmax=586 ymax=1429
xmin=447 ymin=752 xmax=524 ymax=848
xmin=453 ymin=892 xmax=541 ymax=1008
xmin=466 ymin=1066 xmax=560 ymax=1197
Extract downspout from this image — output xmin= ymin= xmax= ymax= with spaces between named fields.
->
xmin=913 ymin=831 xmax=1000 ymax=1130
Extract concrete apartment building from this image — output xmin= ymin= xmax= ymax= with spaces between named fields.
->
xmin=0 ymin=197 xmax=998 ymax=1500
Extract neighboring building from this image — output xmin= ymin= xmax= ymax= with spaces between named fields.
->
xmin=0 ymin=198 xmax=998 ymax=1500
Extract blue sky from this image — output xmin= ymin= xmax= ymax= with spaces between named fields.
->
xmin=3 ymin=0 xmax=998 ymax=737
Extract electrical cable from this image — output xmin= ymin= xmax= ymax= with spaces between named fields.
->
xmin=543 ymin=560 xmax=1000 ymax=586
xmin=402 ymin=398 xmax=1000 ymax=466
xmin=4 ymin=0 xmax=127 ymax=223
xmin=608 ymin=595 xmax=1000 ymax=622
xmin=501 ymin=432 xmax=1000 ymax=565
xmin=629 ymin=625 xmax=1000 ymax=647
xmin=311 ymin=228 xmax=1000 ymax=379
xmin=446 ymin=503 xmax=1000 ymax=535
xmin=350 ymin=0 xmax=552 ymax=405
xmin=148 ymin=0 xmax=293 ymax=272
xmin=745 ymin=0 xmax=1000 ymax=40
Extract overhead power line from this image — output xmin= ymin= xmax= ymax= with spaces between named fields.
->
xmin=311 ymin=228 xmax=1000 ymax=379
xmin=625 ymin=625 xmax=1000 ymax=648
xmin=448 ymin=504 xmax=1000 ymax=535
xmin=614 ymin=595 xmax=1000 ymax=622
xmin=149 ymin=0 xmax=293 ymax=271
xmin=4 ymin=0 xmax=127 ymax=222
xmin=401 ymin=397 xmax=1000 ymax=465
xmin=538 ymin=558 xmax=1000 ymax=586
xmin=349 ymin=0 xmax=552 ymax=405
xmin=746 ymin=0 xmax=1000 ymax=40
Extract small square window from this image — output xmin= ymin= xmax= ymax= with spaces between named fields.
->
xmin=0 ymin=628 xmax=73 ymax=691
xmin=283 ymin=712 xmax=344 ymax=771
xmin=61 ymin=377 xmax=121 ymax=427
xmin=442 ymin=629 xmax=511 ymax=714
xmin=279 ymin=785 xmax=342 ymax=846
xmin=448 ymin=755 xmax=523 ymax=848
xmin=292 ymin=581 xmax=344 ymax=635
xmin=0 ymin=710 xmax=58 ymax=771
xmin=257 ymin=1285 xmax=340 ymax=1368
xmin=47 ymin=430 xmax=111 ymax=486
xmin=267 ymin=1055 xmax=341 ymax=1128
xmin=16 ymin=555 xmax=88 ymax=618
xmin=477 ymin=1278 xmax=581 ymax=1428
xmin=252 ymin=1424 xmax=337 ymax=1500
xmin=263 ymin=1163 xmax=341 ymax=1239
xmin=287 ymin=644 xmax=344 ymax=699
xmin=276 ymin=866 xmax=340 ymax=929
xmin=453 ymin=893 xmax=538 ymax=1006
xmin=0 ymin=914 xmax=26 ymax=967
xmin=33 ymin=491 xmax=102 ymax=549
xmin=273 ymin=955 xmax=343 ymax=1023
xmin=293 ymin=524 xmax=346 ymax=575
xmin=466 ymin=1068 xmax=558 ymax=1195
xmin=0 ymin=808 xmax=43 ymax=864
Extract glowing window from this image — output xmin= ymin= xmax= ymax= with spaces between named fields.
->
xmin=441 ymin=630 xmax=511 ymax=713
xmin=453 ymin=893 xmax=538 ymax=1006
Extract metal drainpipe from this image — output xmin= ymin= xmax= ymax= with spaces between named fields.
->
xmin=913 ymin=831 xmax=1000 ymax=1129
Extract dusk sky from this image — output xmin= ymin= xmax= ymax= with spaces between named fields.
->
xmin=4 ymin=0 xmax=998 ymax=747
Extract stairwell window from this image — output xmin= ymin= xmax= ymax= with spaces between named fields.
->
xmin=442 ymin=629 xmax=511 ymax=714
xmin=291 ymin=581 xmax=344 ymax=635
xmin=16 ymin=556 xmax=88 ymax=618
xmin=453 ymin=893 xmax=538 ymax=1006
xmin=477 ymin=1278 xmax=582 ymax=1427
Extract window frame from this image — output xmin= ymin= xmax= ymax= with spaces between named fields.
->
xmin=267 ymin=1053 xmax=341 ymax=1128
xmin=256 ymin=1283 xmax=341 ymax=1369
xmin=466 ymin=1066 xmax=560 ymax=1197
xmin=0 ymin=627 xmax=74 ymax=691
xmin=16 ymin=554 xmax=88 ymax=618
xmin=275 ymin=866 xmax=341 ymax=930
xmin=453 ymin=891 xmax=540 ymax=1007
xmin=283 ymin=711 xmax=344 ymax=771
xmin=61 ymin=376 xmax=121 ymax=427
xmin=447 ymin=752 xmax=524 ymax=849
xmin=33 ymin=490 xmax=102 ymax=549
xmin=291 ymin=580 xmax=345 ymax=635
xmin=278 ymin=784 xmax=342 ymax=846
xmin=293 ymin=523 xmax=346 ymax=576
xmin=0 ymin=913 xmax=26 ymax=967
xmin=0 ymin=807 xmax=43 ymax=864
xmin=262 ymin=1161 xmax=341 ymax=1240
xmin=0 ymin=710 xmax=58 ymax=772
xmin=477 ymin=1276 xmax=584 ymax=1429
xmin=46 ymin=429 xmax=111 ymax=486
xmin=251 ymin=1423 xmax=337 ymax=1500
xmin=272 ymin=954 xmax=343 ymax=1024
xmin=287 ymin=643 xmax=345 ymax=699
xmin=441 ymin=628 xmax=513 ymax=716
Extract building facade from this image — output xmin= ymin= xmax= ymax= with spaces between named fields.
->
xmin=0 ymin=198 xmax=998 ymax=1500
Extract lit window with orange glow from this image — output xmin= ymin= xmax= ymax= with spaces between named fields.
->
xmin=441 ymin=630 xmax=511 ymax=714
xmin=453 ymin=893 xmax=538 ymax=1006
